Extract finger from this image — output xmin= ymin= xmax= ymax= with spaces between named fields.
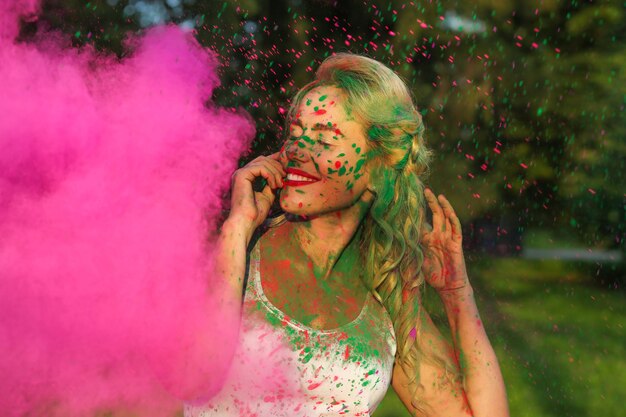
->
xmin=265 ymin=152 xmax=287 ymax=177
xmin=268 ymin=151 xmax=281 ymax=161
xmin=255 ymin=183 xmax=276 ymax=208
xmin=243 ymin=163 xmax=278 ymax=189
xmin=438 ymin=194 xmax=463 ymax=241
xmin=424 ymin=188 xmax=444 ymax=233
xmin=254 ymin=187 xmax=276 ymax=223
xmin=420 ymin=233 xmax=432 ymax=246
xmin=249 ymin=160 xmax=281 ymax=188
xmin=260 ymin=183 xmax=275 ymax=202
xmin=266 ymin=157 xmax=287 ymax=178
xmin=257 ymin=156 xmax=286 ymax=185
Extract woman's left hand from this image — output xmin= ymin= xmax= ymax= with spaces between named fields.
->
xmin=420 ymin=188 xmax=470 ymax=294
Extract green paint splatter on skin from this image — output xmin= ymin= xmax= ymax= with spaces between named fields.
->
xmin=355 ymin=147 xmax=361 ymax=154
xmin=295 ymin=189 xmax=305 ymax=194
xmin=297 ymin=141 xmax=306 ymax=148
xmin=319 ymin=95 xmax=328 ymax=101
xmin=338 ymin=153 xmax=345 ymax=157
xmin=313 ymin=106 xmax=319 ymax=112
xmin=338 ymin=166 xmax=347 ymax=176
xmin=306 ymin=99 xmax=312 ymax=106
xmin=248 ymin=225 xmax=393 ymax=371
xmin=327 ymin=167 xmax=337 ymax=174
xmin=301 ymin=135 xmax=315 ymax=145
xmin=354 ymin=158 xmax=366 ymax=174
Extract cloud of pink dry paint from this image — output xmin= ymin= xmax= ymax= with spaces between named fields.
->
xmin=0 ymin=1 xmax=258 ymax=415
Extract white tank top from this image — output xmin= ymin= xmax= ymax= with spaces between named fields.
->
xmin=184 ymin=239 xmax=397 ymax=416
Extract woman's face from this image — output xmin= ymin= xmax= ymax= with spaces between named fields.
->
xmin=278 ymin=85 xmax=372 ymax=217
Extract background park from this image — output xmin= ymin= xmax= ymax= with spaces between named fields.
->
xmin=22 ymin=0 xmax=626 ymax=416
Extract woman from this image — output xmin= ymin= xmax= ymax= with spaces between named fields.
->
xmin=186 ymin=53 xmax=509 ymax=416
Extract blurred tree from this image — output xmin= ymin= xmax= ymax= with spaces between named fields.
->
xmin=35 ymin=0 xmax=625 ymax=254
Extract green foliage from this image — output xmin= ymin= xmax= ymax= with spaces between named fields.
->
xmin=374 ymin=254 xmax=626 ymax=416
xmin=35 ymin=0 xmax=624 ymax=247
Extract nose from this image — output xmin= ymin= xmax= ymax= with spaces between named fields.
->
xmin=282 ymin=138 xmax=308 ymax=163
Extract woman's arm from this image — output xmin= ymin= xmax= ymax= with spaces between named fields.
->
xmin=392 ymin=286 xmax=508 ymax=417
xmin=214 ymin=217 xmax=254 ymax=312
xmin=216 ymin=153 xmax=285 ymax=310
xmin=439 ymin=284 xmax=508 ymax=416
xmin=391 ymin=188 xmax=508 ymax=416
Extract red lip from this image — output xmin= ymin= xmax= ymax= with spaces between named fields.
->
xmin=285 ymin=168 xmax=321 ymax=181
xmin=283 ymin=167 xmax=320 ymax=187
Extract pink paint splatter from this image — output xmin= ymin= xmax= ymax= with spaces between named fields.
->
xmin=0 ymin=2 xmax=257 ymax=416
xmin=314 ymin=109 xmax=327 ymax=115
xmin=307 ymin=381 xmax=323 ymax=390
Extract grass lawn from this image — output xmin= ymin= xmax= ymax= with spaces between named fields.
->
xmin=373 ymin=254 xmax=626 ymax=417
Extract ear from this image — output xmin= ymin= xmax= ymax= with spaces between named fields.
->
xmin=362 ymin=174 xmax=377 ymax=204
xmin=364 ymin=187 xmax=376 ymax=200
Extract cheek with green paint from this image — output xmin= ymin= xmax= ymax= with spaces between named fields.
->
xmin=278 ymin=86 xmax=371 ymax=214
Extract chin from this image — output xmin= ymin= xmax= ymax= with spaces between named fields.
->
xmin=279 ymin=198 xmax=306 ymax=216
xmin=277 ymin=197 xmax=315 ymax=218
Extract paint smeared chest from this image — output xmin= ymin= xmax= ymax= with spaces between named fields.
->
xmin=259 ymin=239 xmax=369 ymax=331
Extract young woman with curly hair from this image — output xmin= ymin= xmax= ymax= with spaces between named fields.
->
xmin=185 ymin=53 xmax=509 ymax=417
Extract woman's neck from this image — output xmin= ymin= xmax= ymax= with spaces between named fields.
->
xmin=289 ymin=196 xmax=372 ymax=280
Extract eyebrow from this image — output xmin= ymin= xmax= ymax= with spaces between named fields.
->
xmin=292 ymin=119 xmax=342 ymax=132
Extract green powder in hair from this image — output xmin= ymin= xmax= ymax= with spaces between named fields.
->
xmin=367 ymin=125 xmax=388 ymax=140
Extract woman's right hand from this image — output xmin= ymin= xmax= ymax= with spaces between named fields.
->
xmin=227 ymin=152 xmax=285 ymax=241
